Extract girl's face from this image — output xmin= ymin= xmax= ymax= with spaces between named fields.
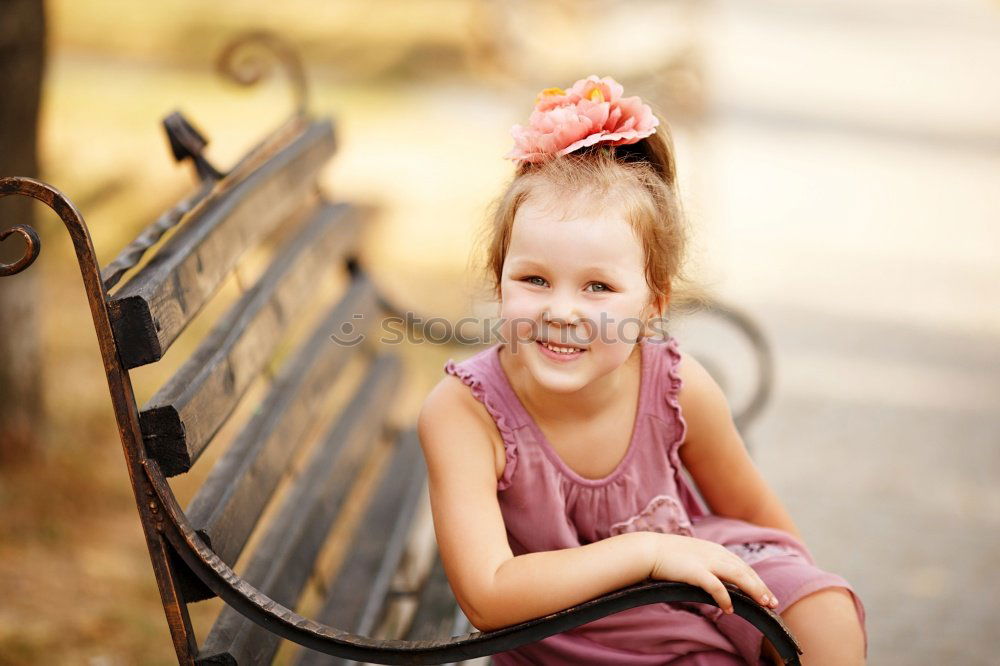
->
xmin=499 ymin=192 xmax=660 ymax=394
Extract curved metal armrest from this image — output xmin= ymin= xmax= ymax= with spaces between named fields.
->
xmin=143 ymin=459 xmax=801 ymax=665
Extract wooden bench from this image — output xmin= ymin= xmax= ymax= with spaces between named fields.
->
xmin=0 ymin=32 xmax=801 ymax=666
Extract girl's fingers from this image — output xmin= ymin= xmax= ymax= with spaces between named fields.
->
xmin=718 ymin=554 xmax=777 ymax=607
xmin=745 ymin=569 xmax=779 ymax=608
xmin=744 ymin=568 xmax=775 ymax=606
xmin=698 ymin=573 xmax=734 ymax=614
xmin=718 ymin=561 xmax=778 ymax=609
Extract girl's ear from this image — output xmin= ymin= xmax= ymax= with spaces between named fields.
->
xmin=641 ymin=290 xmax=669 ymax=339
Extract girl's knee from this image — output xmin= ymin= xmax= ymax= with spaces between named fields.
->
xmin=780 ymin=587 xmax=866 ymax=665
xmin=785 ymin=586 xmax=856 ymax=617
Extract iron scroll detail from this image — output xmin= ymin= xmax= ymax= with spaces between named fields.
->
xmin=0 ymin=223 xmax=41 ymax=277
xmin=216 ymin=29 xmax=309 ymax=118
xmin=0 ymin=177 xmax=87 ymax=280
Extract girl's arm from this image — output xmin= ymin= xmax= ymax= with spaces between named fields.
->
xmin=418 ymin=374 xmax=658 ymax=632
xmin=676 ymin=351 xmax=804 ymax=541
xmin=419 ymin=371 xmax=778 ymax=631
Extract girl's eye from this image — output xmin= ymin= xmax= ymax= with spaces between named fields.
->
xmin=520 ymin=277 xmax=613 ymax=292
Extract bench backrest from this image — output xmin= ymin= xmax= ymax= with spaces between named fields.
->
xmin=101 ymin=91 xmax=439 ymax=664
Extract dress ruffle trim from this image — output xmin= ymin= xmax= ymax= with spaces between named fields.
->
xmin=663 ymin=335 xmax=689 ymax=463
xmin=444 ymin=359 xmax=519 ymax=491
xmin=662 ymin=335 xmax=711 ymax=519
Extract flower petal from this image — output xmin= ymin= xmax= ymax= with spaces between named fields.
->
xmin=506 ymin=75 xmax=659 ymax=163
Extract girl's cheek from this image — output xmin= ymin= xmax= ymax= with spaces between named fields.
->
xmin=499 ymin=288 xmax=536 ymax=319
xmin=498 ymin=295 xmax=539 ymax=349
xmin=616 ymin=312 xmax=647 ymax=344
xmin=606 ymin=298 xmax=650 ymax=344
xmin=586 ymin=304 xmax=629 ymax=346
xmin=499 ymin=313 xmax=534 ymax=342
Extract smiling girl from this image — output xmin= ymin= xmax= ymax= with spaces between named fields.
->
xmin=418 ymin=75 xmax=867 ymax=665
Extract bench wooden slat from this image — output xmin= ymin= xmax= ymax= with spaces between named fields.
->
xmin=405 ymin=555 xmax=465 ymax=643
xmin=196 ymin=353 xmax=402 ymax=665
xmin=109 ymin=119 xmax=336 ymax=369
xmin=184 ymin=273 xmax=383 ymax=577
xmin=139 ymin=200 xmax=365 ymax=476
xmin=292 ymin=428 xmax=427 ymax=666
xmin=395 ymin=556 xmax=476 ymax=666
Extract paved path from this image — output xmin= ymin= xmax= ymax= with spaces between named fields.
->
xmin=693 ymin=1 xmax=1000 ymax=662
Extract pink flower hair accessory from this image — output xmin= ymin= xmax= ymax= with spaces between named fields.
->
xmin=504 ymin=75 xmax=660 ymax=164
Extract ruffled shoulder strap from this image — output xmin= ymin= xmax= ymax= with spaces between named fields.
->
xmin=642 ymin=334 xmax=685 ymax=419
xmin=443 ymin=344 xmax=521 ymax=491
xmin=646 ymin=333 xmax=710 ymax=519
xmin=663 ymin=334 xmax=687 ymax=444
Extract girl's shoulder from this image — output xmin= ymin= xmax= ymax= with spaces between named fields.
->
xmin=672 ymin=343 xmax=746 ymax=470
xmin=442 ymin=343 xmax=524 ymax=490
xmin=673 ymin=348 xmax=711 ymax=416
xmin=668 ymin=333 xmax=728 ymax=432
xmin=420 ymin=364 xmax=509 ymax=488
xmin=432 ymin=344 xmax=513 ymax=487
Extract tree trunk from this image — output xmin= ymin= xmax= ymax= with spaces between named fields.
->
xmin=0 ymin=0 xmax=46 ymax=465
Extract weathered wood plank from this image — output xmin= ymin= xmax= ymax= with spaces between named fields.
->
xmin=195 ymin=352 xmax=402 ymax=665
xmin=184 ymin=273 xmax=384 ymax=575
xmin=139 ymin=200 xmax=366 ymax=476
xmin=405 ymin=555 xmax=464 ymax=643
xmin=292 ymin=428 xmax=427 ymax=666
xmin=109 ymin=119 xmax=336 ymax=369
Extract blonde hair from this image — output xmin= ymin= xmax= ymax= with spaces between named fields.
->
xmin=473 ymin=110 xmax=712 ymax=328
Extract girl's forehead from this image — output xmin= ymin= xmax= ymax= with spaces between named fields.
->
xmin=521 ymin=184 xmax=628 ymax=221
xmin=507 ymin=201 xmax=645 ymax=274
xmin=511 ymin=196 xmax=638 ymax=246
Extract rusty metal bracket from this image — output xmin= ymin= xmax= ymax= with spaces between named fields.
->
xmin=0 ymin=223 xmax=41 ymax=277
xmin=163 ymin=111 xmax=224 ymax=182
xmin=216 ymin=29 xmax=309 ymax=118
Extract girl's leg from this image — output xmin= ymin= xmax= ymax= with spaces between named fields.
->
xmin=760 ymin=587 xmax=865 ymax=666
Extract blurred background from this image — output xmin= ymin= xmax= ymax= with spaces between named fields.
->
xmin=1 ymin=0 xmax=998 ymax=664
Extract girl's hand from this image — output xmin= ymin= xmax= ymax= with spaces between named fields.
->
xmin=648 ymin=533 xmax=780 ymax=614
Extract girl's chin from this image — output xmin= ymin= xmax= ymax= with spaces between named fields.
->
xmin=527 ymin=350 xmax=593 ymax=391
xmin=528 ymin=371 xmax=587 ymax=394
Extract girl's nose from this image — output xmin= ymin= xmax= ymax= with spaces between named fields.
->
xmin=542 ymin=304 xmax=583 ymax=326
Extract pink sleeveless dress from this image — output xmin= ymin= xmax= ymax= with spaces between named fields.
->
xmin=443 ymin=334 xmax=867 ymax=665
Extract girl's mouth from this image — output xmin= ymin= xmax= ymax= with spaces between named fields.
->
xmin=536 ymin=339 xmax=586 ymax=361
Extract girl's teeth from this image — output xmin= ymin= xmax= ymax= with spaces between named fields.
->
xmin=543 ymin=341 xmax=582 ymax=354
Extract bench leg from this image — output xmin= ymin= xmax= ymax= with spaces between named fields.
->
xmin=145 ymin=532 xmax=200 ymax=664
